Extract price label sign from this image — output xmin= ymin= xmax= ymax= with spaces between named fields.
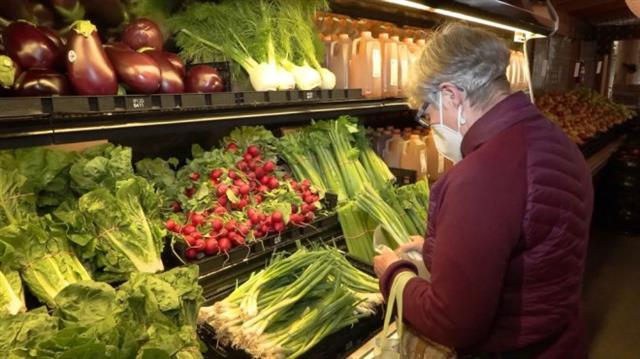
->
xmin=132 ymin=98 xmax=146 ymax=109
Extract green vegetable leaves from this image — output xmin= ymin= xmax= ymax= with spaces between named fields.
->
xmin=59 ymin=177 xmax=166 ymax=281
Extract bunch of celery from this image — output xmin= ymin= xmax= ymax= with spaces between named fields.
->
xmin=169 ymin=0 xmax=334 ymax=91
xmin=354 ymin=127 xmax=395 ymax=192
xmin=276 ymin=131 xmax=326 ymax=193
xmin=395 ymin=179 xmax=430 ymax=235
xmin=199 ymin=247 xmax=382 ymax=359
xmin=337 ymin=201 xmax=377 ymax=263
xmin=354 ymin=190 xmax=411 ymax=250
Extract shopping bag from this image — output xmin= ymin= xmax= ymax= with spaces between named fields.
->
xmin=375 ymin=271 xmax=456 ymax=359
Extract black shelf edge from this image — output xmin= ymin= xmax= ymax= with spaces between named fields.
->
xmin=47 ymin=98 xmax=409 ymax=145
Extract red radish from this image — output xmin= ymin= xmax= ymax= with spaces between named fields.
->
xmin=304 ymin=194 xmax=315 ymax=204
xmin=227 ymin=143 xmax=238 ymax=152
xmin=290 ymin=213 xmax=304 ymax=225
xmin=184 ymin=235 xmax=197 ymax=246
xmin=254 ymin=230 xmax=265 ymax=238
xmin=268 ymin=177 xmax=279 ymax=189
xmin=255 ymin=194 xmax=263 ymax=204
xmin=193 ymin=239 xmax=205 ymax=250
xmin=236 ymin=161 xmax=248 ymax=171
xmin=239 ymin=184 xmax=251 ymax=195
xmin=271 ymin=211 xmax=283 ymax=223
xmin=218 ymin=238 xmax=232 ymax=252
xmin=304 ymin=212 xmax=315 ymax=223
xmin=225 ymin=220 xmax=236 ymax=232
xmin=274 ymin=222 xmax=285 ymax=233
xmin=248 ymin=161 xmax=258 ymax=172
xmin=165 ymin=219 xmax=177 ymax=232
xmin=247 ymin=145 xmax=260 ymax=157
xmin=182 ymin=225 xmax=196 ymax=236
xmin=243 ymin=153 xmax=253 ymax=162
xmin=190 ymin=172 xmax=200 ymax=181
xmin=211 ymin=218 xmax=223 ymax=231
xmin=290 ymin=180 xmax=299 ymax=189
xmin=291 ymin=204 xmax=298 ymax=213
xmin=233 ymin=179 xmax=245 ymax=187
xmin=204 ymin=239 xmax=219 ymax=255
xmin=263 ymin=161 xmax=275 ymax=173
xmin=302 ymin=204 xmax=315 ymax=214
xmin=216 ymin=184 xmax=228 ymax=197
xmin=233 ymin=235 xmax=245 ymax=246
xmin=259 ymin=176 xmax=270 ymax=186
xmin=218 ymin=229 xmax=229 ymax=238
xmin=255 ymin=167 xmax=265 ymax=179
xmin=238 ymin=223 xmax=250 ymax=235
xmin=169 ymin=200 xmax=180 ymax=213
xmin=214 ymin=206 xmax=227 ymax=215
xmin=192 ymin=231 xmax=203 ymax=241
xmin=191 ymin=213 xmax=204 ymax=226
xmin=228 ymin=170 xmax=238 ymax=180
xmin=217 ymin=196 xmax=228 ymax=207
xmin=237 ymin=199 xmax=248 ymax=209
xmin=210 ymin=168 xmax=223 ymax=180
xmin=185 ymin=248 xmax=198 ymax=259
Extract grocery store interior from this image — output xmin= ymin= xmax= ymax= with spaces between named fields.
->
xmin=1 ymin=0 xmax=639 ymax=358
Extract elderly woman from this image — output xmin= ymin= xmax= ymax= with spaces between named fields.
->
xmin=374 ymin=23 xmax=593 ymax=358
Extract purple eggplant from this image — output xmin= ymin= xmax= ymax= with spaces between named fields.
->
xmin=142 ymin=50 xmax=184 ymax=94
xmin=164 ymin=52 xmax=185 ymax=78
xmin=14 ymin=68 xmax=71 ymax=96
xmin=122 ymin=18 xmax=163 ymax=51
xmin=49 ymin=0 xmax=85 ymax=23
xmin=65 ymin=20 xmax=117 ymax=95
xmin=81 ymin=0 xmax=126 ymax=28
xmin=186 ymin=65 xmax=224 ymax=93
xmin=0 ymin=54 xmax=20 ymax=92
xmin=105 ymin=43 xmax=161 ymax=94
xmin=3 ymin=21 xmax=61 ymax=70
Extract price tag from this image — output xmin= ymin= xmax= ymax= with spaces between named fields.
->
xmin=573 ymin=62 xmax=581 ymax=78
xmin=132 ymin=98 xmax=146 ymax=109
xmin=596 ymin=61 xmax=603 ymax=74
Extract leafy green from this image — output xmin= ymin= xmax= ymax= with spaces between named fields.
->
xmin=0 ymin=218 xmax=93 ymax=308
xmin=58 ymin=177 xmax=165 ymax=281
xmin=0 ymin=240 xmax=25 ymax=315
xmin=0 ymin=307 xmax=59 ymax=358
xmin=117 ymin=266 xmax=204 ymax=359
xmin=2 ymin=267 xmax=204 ymax=359
xmin=69 ymin=144 xmax=134 ymax=195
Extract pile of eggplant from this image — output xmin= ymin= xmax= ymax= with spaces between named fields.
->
xmin=0 ymin=1 xmax=225 ymax=97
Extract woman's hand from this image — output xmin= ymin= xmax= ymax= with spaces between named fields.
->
xmin=396 ymin=235 xmax=425 ymax=254
xmin=373 ymin=247 xmax=401 ymax=278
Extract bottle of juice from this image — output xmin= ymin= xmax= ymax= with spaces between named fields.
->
xmin=322 ymin=35 xmax=333 ymax=68
xmin=403 ymin=37 xmax=420 ymax=67
xmin=350 ymin=31 xmax=382 ymax=98
xmin=394 ymin=35 xmax=410 ymax=97
xmin=400 ymin=134 xmax=428 ymax=179
xmin=384 ymin=129 xmax=405 ymax=168
xmin=379 ymin=33 xmax=399 ymax=98
xmin=329 ymin=34 xmax=352 ymax=89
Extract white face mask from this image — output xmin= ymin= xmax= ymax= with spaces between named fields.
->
xmin=431 ymin=91 xmax=465 ymax=163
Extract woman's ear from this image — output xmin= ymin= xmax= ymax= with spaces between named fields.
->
xmin=439 ymin=82 xmax=464 ymax=108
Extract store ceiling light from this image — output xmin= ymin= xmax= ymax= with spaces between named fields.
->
xmin=381 ymin=0 xmax=544 ymax=36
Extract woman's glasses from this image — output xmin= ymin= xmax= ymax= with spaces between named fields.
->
xmin=414 ymin=102 xmax=431 ymax=128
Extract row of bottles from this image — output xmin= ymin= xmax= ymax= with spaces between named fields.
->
xmin=322 ymin=32 xmax=425 ymax=97
xmin=368 ymin=127 xmax=454 ymax=182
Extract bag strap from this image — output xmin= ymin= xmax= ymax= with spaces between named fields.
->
xmin=382 ymin=271 xmax=418 ymax=340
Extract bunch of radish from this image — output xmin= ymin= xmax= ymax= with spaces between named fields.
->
xmin=165 ymin=140 xmax=323 ymax=261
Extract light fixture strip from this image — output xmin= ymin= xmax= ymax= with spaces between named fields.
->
xmin=381 ymin=0 xmax=543 ymax=36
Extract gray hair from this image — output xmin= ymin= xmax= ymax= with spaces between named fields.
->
xmin=406 ymin=23 xmax=511 ymax=109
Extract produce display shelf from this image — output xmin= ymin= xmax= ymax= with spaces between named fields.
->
xmin=196 ymin=239 xmax=384 ymax=359
xmin=0 ymin=95 xmax=411 ymax=149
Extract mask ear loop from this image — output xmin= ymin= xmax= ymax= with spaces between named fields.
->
xmin=457 ymin=105 xmax=466 ymax=131
xmin=438 ymin=91 xmax=444 ymax=125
